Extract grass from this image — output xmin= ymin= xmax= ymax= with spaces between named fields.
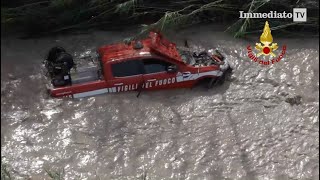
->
xmin=44 ymin=167 xmax=65 ymax=180
xmin=1 ymin=0 xmax=319 ymax=37
xmin=1 ymin=160 xmax=65 ymax=180
xmin=1 ymin=162 xmax=12 ymax=180
xmin=0 ymin=161 xmax=147 ymax=179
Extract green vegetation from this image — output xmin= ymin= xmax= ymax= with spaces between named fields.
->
xmin=44 ymin=167 xmax=65 ymax=180
xmin=1 ymin=162 xmax=12 ymax=180
xmin=1 ymin=0 xmax=319 ymax=37
xmin=1 ymin=161 xmax=65 ymax=180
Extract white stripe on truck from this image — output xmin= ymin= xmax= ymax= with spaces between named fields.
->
xmin=73 ymin=88 xmax=109 ymax=98
xmin=72 ymin=70 xmax=223 ymax=98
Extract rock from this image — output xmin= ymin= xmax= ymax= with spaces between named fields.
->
xmin=285 ymin=95 xmax=302 ymax=105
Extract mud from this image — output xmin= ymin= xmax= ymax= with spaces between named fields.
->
xmin=1 ymin=25 xmax=319 ymax=179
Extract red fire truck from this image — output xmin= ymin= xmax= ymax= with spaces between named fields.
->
xmin=43 ymin=31 xmax=231 ymax=98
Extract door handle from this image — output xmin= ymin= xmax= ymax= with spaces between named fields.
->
xmin=114 ymin=83 xmax=123 ymax=86
xmin=182 ymin=72 xmax=191 ymax=77
xmin=147 ymin=79 xmax=157 ymax=82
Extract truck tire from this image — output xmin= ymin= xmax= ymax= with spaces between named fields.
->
xmin=207 ymin=78 xmax=217 ymax=89
xmin=207 ymin=75 xmax=225 ymax=89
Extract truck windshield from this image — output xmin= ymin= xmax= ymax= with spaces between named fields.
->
xmin=142 ymin=59 xmax=172 ymax=74
xmin=111 ymin=60 xmax=144 ymax=77
xmin=177 ymin=48 xmax=196 ymax=66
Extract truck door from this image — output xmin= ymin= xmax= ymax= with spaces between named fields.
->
xmin=141 ymin=58 xmax=179 ymax=90
xmin=108 ymin=59 xmax=144 ymax=93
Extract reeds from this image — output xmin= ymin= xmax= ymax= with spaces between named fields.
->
xmin=1 ymin=162 xmax=12 ymax=180
xmin=1 ymin=0 xmax=319 ymax=37
xmin=44 ymin=167 xmax=64 ymax=180
xmin=1 ymin=0 xmax=319 ymax=36
xmin=1 ymin=160 xmax=64 ymax=180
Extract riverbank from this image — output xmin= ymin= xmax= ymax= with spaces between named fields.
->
xmin=2 ymin=0 xmax=319 ymax=38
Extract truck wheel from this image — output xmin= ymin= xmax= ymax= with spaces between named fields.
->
xmin=207 ymin=78 xmax=217 ymax=89
xmin=207 ymin=76 xmax=225 ymax=89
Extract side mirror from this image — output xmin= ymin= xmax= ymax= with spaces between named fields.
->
xmin=184 ymin=39 xmax=189 ymax=48
xmin=167 ymin=65 xmax=177 ymax=73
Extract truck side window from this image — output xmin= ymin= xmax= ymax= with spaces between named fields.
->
xmin=143 ymin=59 xmax=172 ymax=74
xmin=111 ymin=60 xmax=144 ymax=77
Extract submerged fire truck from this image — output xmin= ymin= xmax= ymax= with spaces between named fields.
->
xmin=43 ymin=31 xmax=231 ymax=98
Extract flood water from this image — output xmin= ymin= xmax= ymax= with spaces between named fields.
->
xmin=1 ymin=25 xmax=319 ymax=180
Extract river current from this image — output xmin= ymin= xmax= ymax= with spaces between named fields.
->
xmin=1 ymin=26 xmax=319 ymax=179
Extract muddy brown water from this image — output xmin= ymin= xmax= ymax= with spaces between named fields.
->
xmin=1 ymin=26 xmax=319 ymax=180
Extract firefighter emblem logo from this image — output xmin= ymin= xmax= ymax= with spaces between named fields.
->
xmin=246 ymin=21 xmax=287 ymax=65
xmin=255 ymin=21 xmax=278 ymax=57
